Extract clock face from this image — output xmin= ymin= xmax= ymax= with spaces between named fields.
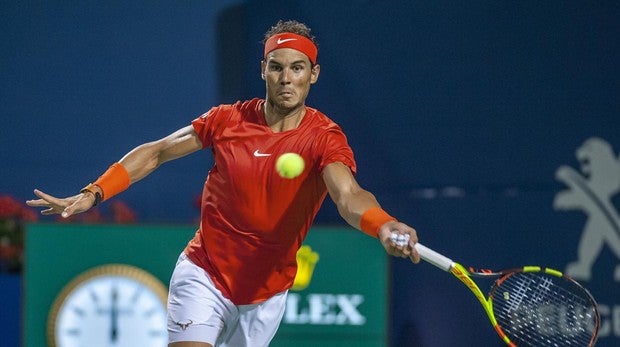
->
xmin=48 ymin=264 xmax=169 ymax=347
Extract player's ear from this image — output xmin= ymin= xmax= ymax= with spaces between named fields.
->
xmin=310 ymin=64 xmax=320 ymax=84
xmin=261 ymin=60 xmax=266 ymax=80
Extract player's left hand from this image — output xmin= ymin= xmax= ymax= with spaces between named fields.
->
xmin=378 ymin=221 xmax=420 ymax=263
xmin=26 ymin=189 xmax=95 ymax=218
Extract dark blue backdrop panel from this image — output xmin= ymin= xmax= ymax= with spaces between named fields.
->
xmin=0 ymin=275 xmax=21 ymax=347
xmin=2 ymin=1 xmax=618 ymax=224
xmin=1 ymin=1 xmax=243 ymax=222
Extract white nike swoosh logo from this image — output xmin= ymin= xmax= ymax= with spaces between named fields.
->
xmin=277 ymin=38 xmax=297 ymax=44
xmin=253 ymin=150 xmax=272 ymax=157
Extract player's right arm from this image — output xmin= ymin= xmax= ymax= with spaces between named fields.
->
xmin=27 ymin=125 xmax=202 ymax=218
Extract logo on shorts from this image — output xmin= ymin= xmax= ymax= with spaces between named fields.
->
xmin=292 ymin=245 xmax=319 ymax=291
xmin=175 ymin=319 xmax=193 ymax=331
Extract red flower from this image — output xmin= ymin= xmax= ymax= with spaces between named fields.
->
xmin=0 ymin=196 xmax=22 ymax=219
xmin=110 ymin=201 xmax=137 ymax=224
xmin=20 ymin=207 xmax=39 ymax=222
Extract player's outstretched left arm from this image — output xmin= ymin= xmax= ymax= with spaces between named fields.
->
xmin=27 ymin=125 xmax=203 ymax=218
xmin=322 ymin=162 xmax=420 ymax=263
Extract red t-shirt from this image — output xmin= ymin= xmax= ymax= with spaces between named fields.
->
xmin=184 ymin=98 xmax=356 ymax=304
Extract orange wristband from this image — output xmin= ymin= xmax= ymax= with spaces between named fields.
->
xmin=360 ymin=207 xmax=397 ymax=237
xmin=93 ymin=163 xmax=130 ymax=201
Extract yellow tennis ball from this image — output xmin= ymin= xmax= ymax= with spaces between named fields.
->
xmin=276 ymin=152 xmax=305 ymax=179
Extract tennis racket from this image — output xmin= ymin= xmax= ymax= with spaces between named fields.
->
xmin=410 ymin=240 xmax=600 ymax=346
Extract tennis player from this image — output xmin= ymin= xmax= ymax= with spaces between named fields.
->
xmin=27 ymin=20 xmax=420 ymax=347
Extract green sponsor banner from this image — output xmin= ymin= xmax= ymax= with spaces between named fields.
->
xmin=24 ymin=224 xmax=387 ymax=347
xmin=272 ymin=227 xmax=388 ymax=346
xmin=24 ymin=224 xmax=196 ymax=347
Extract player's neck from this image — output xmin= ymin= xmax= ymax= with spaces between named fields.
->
xmin=263 ymin=101 xmax=306 ymax=132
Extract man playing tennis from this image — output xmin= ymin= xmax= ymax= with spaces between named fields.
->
xmin=27 ymin=20 xmax=420 ymax=347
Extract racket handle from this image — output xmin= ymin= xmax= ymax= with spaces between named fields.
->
xmin=414 ymin=243 xmax=455 ymax=272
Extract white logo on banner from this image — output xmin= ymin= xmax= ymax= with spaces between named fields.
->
xmin=553 ymin=137 xmax=620 ymax=282
xmin=554 ymin=137 xmax=620 ymax=339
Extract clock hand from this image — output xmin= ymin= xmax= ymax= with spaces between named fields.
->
xmin=110 ymin=285 xmax=119 ymax=343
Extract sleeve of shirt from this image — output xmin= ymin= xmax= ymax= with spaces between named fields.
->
xmin=191 ymin=106 xmax=222 ymax=149
xmin=317 ymin=126 xmax=357 ymax=174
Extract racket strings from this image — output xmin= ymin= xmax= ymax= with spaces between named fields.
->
xmin=497 ymin=285 xmax=594 ymax=346
xmin=491 ymin=272 xmax=597 ymax=346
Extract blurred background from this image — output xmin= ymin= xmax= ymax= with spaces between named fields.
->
xmin=1 ymin=1 xmax=618 ymax=346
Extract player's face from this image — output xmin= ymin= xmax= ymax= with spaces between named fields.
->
xmin=261 ymin=48 xmax=320 ymax=112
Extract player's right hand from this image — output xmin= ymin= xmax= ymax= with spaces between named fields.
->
xmin=378 ymin=222 xmax=420 ymax=263
xmin=26 ymin=189 xmax=95 ymax=218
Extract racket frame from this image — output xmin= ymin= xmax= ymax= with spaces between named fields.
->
xmin=414 ymin=243 xmax=600 ymax=346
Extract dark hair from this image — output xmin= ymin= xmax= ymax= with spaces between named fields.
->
xmin=263 ymin=20 xmax=317 ymax=46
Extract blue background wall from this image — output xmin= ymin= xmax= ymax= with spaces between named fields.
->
xmin=2 ymin=1 xmax=619 ymax=346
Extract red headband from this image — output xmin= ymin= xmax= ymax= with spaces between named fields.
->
xmin=264 ymin=32 xmax=318 ymax=64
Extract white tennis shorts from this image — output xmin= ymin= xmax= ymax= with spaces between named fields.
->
xmin=167 ymin=253 xmax=287 ymax=346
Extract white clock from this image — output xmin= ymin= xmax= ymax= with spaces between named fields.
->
xmin=47 ymin=264 xmax=169 ymax=347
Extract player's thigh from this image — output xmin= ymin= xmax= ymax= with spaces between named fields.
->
xmin=167 ymin=253 xmax=230 ymax=344
xmin=169 ymin=342 xmax=212 ymax=347
xmin=221 ymin=290 xmax=287 ymax=346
